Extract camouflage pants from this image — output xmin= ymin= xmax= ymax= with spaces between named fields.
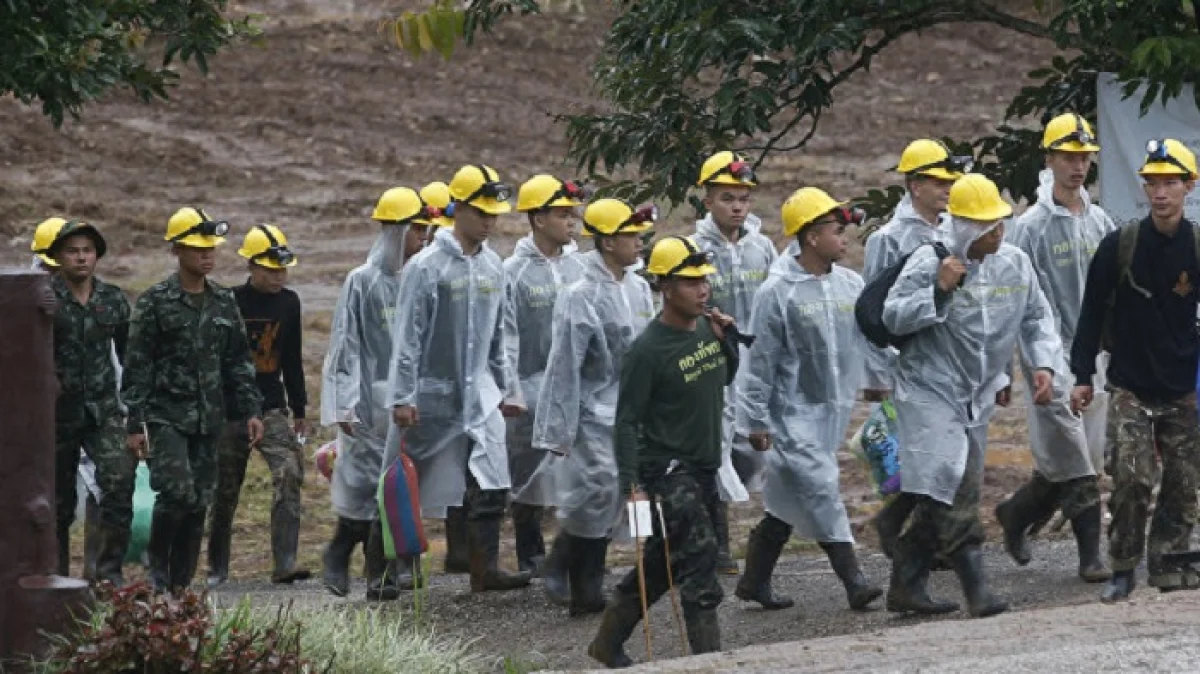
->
xmin=1106 ymin=388 xmax=1200 ymax=586
xmin=900 ymin=433 xmax=986 ymax=557
xmin=210 ymin=411 xmax=304 ymax=531
xmin=55 ymin=416 xmax=136 ymax=531
xmin=614 ymin=467 xmax=724 ymax=611
xmin=1024 ymin=471 xmax=1100 ymax=521
xmin=147 ymin=423 xmax=219 ymax=517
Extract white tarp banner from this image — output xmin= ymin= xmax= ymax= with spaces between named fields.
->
xmin=1097 ymin=72 xmax=1200 ymax=227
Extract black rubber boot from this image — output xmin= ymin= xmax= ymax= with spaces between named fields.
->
xmin=994 ymin=474 xmax=1058 ymax=566
xmin=443 ymin=506 xmax=470 ymax=574
xmin=587 ymin=588 xmax=642 ymax=668
xmin=949 ymin=545 xmax=1008 ymax=618
xmin=873 ymin=493 xmax=916 ymax=559
xmin=683 ymin=606 xmax=721 ymax=655
xmin=206 ymin=510 xmax=232 ymax=588
xmin=569 ymin=536 xmax=608 ymax=617
xmin=734 ymin=515 xmax=794 ymax=610
xmin=95 ymin=520 xmax=131 ymax=587
xmin=1101 ymin=569 xmax=1136 ymax=603
xmin=57 ymin=522 xmax=72 ymax=577
xmin=83 ymin=496 xmax=102 ymax=582
xmin=468 ymin=516 xmax=532 ymax=592
xmin=712 ymin=502 xmax=739 ymax=575
xmin=168 ymin=511 xmax=206 ymax=594
xmin=820 ymin=541 xmax=883 ymax=611
xmin=365 ymin=520 xmax=400 ymax=601
xmin=1070 ymin=504 xmax=1112 ymax=583
xmin=269 ymin=509 xmax=311 ymax=584
xmin=322 ymin=517 xmax=369 ymax=598
xmin=543 ymin=533 xmax=572 ymax=606
xmin=886 ymin=533 xmax=959 ymax=615
xmin=147 ymin=510 xmax=177 ymax=593
xmin=511 ymin=502 xmax=546 ymax=577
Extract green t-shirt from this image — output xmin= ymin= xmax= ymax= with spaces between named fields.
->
xmin=615 ymin=317 xmax=728 ymax=492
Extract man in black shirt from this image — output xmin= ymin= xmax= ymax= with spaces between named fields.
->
xmin=207 ymin=224 xmax=310 ymax=585
xmin=1071 ymin=138 xmax=1200 ymax=602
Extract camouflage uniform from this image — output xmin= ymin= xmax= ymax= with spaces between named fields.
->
xmin=1106 ymin=388 xmax=1200 ymax=588
xmin=122 ymin=274 xmax=262 ymax=592
xmin=51 ymin=274 xmax=134 ymax=581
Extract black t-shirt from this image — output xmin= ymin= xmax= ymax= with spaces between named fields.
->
xmin=225 ymin=282 xmax=307 ymax=419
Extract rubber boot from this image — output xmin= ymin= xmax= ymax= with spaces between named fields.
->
xmin=712 ymin=502 xmax=739 ymax=575
xmin=269 ymin=509 xmax=312 ymax=584
xmin=322 ymin=517 xmax=369 ymax=598
xmin=468 ymin=516 xmax=532 ymax=592
xmin=949 ymin=545 xmax=1008 ymax=618
xmin=569 ymin=536 xmax=608 ymax=617
xmin=587 ymin=588 xmax=642 ymax=669
xmin=820 ymin=541 xmax=883 ymax=611
xmin=443 ymin=506 xmax=470 ymax=574
xmin=994 ymin=475 xmax=1057 ymax=566
xmin=734 ymin=516 xmax=794 ymax=610
xmin=147 ymin=511 xmax=177 ymax=593
xmin=1100 ymin=569 xmax=1136 ymax=603
xmin=512 ymin=502 xmax=546 ymax=577
xmin=365 ymin=520 xmax=400 ymax=601
xmin=168 ymin=511 xmax=206 ymax=594
xmin=57 ymin=522 xmax=72 ymax=577
xmin=885 ymin=533 xmax=958 ymax=615
xmin=95 ymin=521 xmax=131 ymax=587
xmin=873 ymin=493 xmax=916 ymax=559
xmin=83 ymin=496 xmax=102 ymax=582
xmin=392 ymin=555 xmax=422 ymax=591
xmin=683 ymin=606 xmax=721 ymax=655
xmin=543 ymin=532 xmax=572 ymax=606
xmin=206 ymin=512 xmax=232 ymax=588
xmin=1070 ymin=504 xmax=1112 ymax=583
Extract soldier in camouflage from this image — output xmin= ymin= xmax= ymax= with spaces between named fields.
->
xmin=48 ymin=220 xmax=135 ymax=584
xmin=122 ymin=207 xmax=263 ymax=594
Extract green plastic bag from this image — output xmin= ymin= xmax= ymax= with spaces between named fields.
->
xmin=124 ymin=461 xmax=156 ymax=565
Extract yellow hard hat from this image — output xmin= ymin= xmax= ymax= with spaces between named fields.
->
xmin=372 ymin=187 xmax=425 ymax=224
xmin=31 ymin=217 xmax=68 ymax=267
xmin=50 ymin=219 xmax=108 ymax=259
xmin=415 ymin=181 xmax=454 ymax=227
xmin=449 ymin=164 xmax=513 ymax=215
xmin=1042 ymin=112 xmax=1101 ymax=152
xmin=165 ymin=207 xmax=228 ymax=248
xmin=581 ymin=198 xmax=656 ymax=237
xmin=1140 ymin=138 xmax=1199 ymax=180
xmin=896 ymin=139 xmax=970 ymax=181
xmin=517 ymin=175 xmax=586 ymax=212
xmin=697 ymin=151 xmax=757 ymax=187
xmin=947 ymin=174 xmax=1013 ymax=221
xmin=781 ymin=187 xmax=847 ymax=237
xmin=646 ymin=236 xmax=718 ymax=278
xmin=238 ymin=224 xmax=298 ymax=269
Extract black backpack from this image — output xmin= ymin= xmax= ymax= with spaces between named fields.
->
xmin=855 ymin=241 xmax=953 ymax=349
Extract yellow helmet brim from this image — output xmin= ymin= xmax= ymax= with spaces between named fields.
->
xmin=466 ymin=198 xmax=512 ymax=215
xmin=1140 ymin=162 xmax=1197 ymax=179
xmin=913 ymin=167 xmax=963 ymax=181
xmin=702 ymin=175 xmax=757 ymax=187
xmin=580 ymin=222 xmax=654 ymax=237
xmin=38 ymin=253 xmax=59 ymax=267
xmin=173 ymin=235 xmax=227 ymax=248
xmin=1048 ymin=140 xmax=1100 ymax=153
xmin=667 ymin=262 xmax=718 ymax=278
xmin=546 ymin=196 xmax=584 ymax=209
xmin=955 ymin=202 xmax=1013 ymax=221
xmin=238 ymin=248 xmax=298 ymax=268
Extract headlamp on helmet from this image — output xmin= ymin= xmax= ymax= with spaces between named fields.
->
xmin=251 ymin=225 xmax=295 ymax=266
xmin=666 ymin=249 xmax=714 ymax=277
xmin=538 ymin=180 xmax=592 ymax=211
xmin=626 ymin=204 xmax=658 ymax=227
xmin=463 ymin=179 xmax=513 ymax=205
xmin=835 ymin=206 xmax=866 ymax=227
xmin=171 ymin=209 xmax=229 ymax=242
xmin=1145 ymin=139 xmax=1194 ymax=176
xmin=910 ymin=154 xmax=974 ymax=177
xmin=718 ymin=160 xmax=756 ymax=184
xmin=1047 ymin=117 xmax=1096 ymax=150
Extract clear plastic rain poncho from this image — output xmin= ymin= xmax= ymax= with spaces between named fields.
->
xmin=861 ymin=193 xmax=951 ymax=389
xmin=502 ymin=235 xmax=586 ymax=505
xmin=883 ymin=217 xmax=1063 ymax=504
xmin=531 ymin=250 xmax=655 ymax=539
xmin=320 ymin=224 xmax=411 ymax=520
xmin=693 ymin=213 xmax=778 ymax=497
xmin=384 ymin=227 xmax=512 ymax=518
xmin=736 ymin=246 xmax=866 ymax=542
xmin=1007 ymin=168 xmax=1118 ymax=473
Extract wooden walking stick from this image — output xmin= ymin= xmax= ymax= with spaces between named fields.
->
xmin=631 ymin=487 xmax=654 ymax=661
xmin=657 ymin=502 xmax=689 ymax=656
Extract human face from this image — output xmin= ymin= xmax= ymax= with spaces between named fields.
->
xmin=1143 ymin=174 xmax=1195 ymax=223
xmin=600 ymin=231 xmax=644 ymax=269
xmin=533 ymin=206 xmax=578 ymax=247
xmin=703 ymin=185 xmax=752 ymax=231
xmin=663 ymin=276 xmax=711 ymax=319
xmin=248 ymin=262 xmax=288 ymax=294
xmin=54 ymin=233 xmax=98 ymax=284
xmin=174 ymin=244 xmax=217 ymax=277
xmin=966 ymin=219 xmax=1005 ymax=260
xmin=453 ymin=203 xmax=496 ymax=248
xmin=1047 ymin=151 xmax=1093 ymax=191
xmin=406 ymin=223 xmax=431 ymax=258
xmin=909 ymin=175 xmax=955 ymax=216
xmin=802 ymin=218 xmax=848 ymax=263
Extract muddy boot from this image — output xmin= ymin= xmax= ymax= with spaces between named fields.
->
xmin=1101 ymin=569 xmax=1136 ymax=603
xmin=95 ymin=521 xmax=131 ymax=587
xmin=994 ymin=474 xmax=1057 ymax=566
xmin=734 ymin=515 xmax=794 ymax=610
xmin=587 ymin=588 xmax=642 ymax=668
xmin=886 ymin=533 xmax=958 ymax=615
xmin=1070 ymin=504 xmax=1111 ymax=583
xmin=711 ymin=501 xmax=739 ymax=575
xmin=365 ymin=520 xmax=400 ymax=601
xmin=269 ymin=509 xmax=312 ymax=584
xmin=569 ymin=536 xmax=608 ymax=617
xmin=820 ymin=541 xmax=882 ymax=611
xmin=511 ymin=502 xmax=546 ymax=577
xmin=323 ymin=517 xmax=369 ymax=598
xmin=949 ymin=544 xmax=1008 ymax=618
xmin=206 ymin=511 xmax=232 ymax=588
xmin=468 ymin=516 xmax=532 ymax=592
xmin=543 ymin=532 xmax=572 ymax=606
xmin=147 ymin=511 xmax=177 ymax=593
xmin=443 ymin=506 xmax=470 ymax=574
xmin=683 ymin=606 xmax=721 ymax=655
xmin=83 ymin=496 xmax=102 ymax=582
xmin=168 ymin=511 xmax=206 ymax=594
xmin=873 ymin=493 xmax=916 ymax=559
